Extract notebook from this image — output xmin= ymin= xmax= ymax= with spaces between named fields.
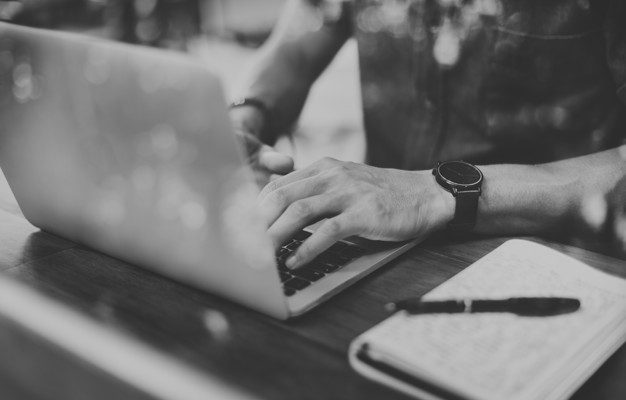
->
xmin=349 ymin=239 xmax=626 ymax=400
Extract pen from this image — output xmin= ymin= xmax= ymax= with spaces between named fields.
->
xmin=385 ymin=297 xmax=581 ymax=316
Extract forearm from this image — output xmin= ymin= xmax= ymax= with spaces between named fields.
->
xmin=474 ymin=146 xmax=626 ymax=236
xmin=234 ymin=0 xmax=350 ymax=143
xmin=233 ymin=45 xmax=315 ymax=142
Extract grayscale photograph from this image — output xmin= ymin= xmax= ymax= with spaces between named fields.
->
xmin=0 ymin=1 xmax=625 ymax=399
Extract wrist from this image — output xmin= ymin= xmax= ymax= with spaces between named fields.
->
xmin=432 ymin=178 xmax=456 ymax=229
xmin=414 ymin=170 xmax=455 ymax=231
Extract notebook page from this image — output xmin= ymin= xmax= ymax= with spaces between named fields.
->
xmin=363 ymin=240 xmax=626 ymax=400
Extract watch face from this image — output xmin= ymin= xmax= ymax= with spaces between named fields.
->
xmin=437 ymin=161 xmax=482 ymax=186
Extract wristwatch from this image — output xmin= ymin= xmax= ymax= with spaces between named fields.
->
xmin=432 ymin=161 xmax=483 ymax=231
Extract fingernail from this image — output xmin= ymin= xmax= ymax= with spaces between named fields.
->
xmin=286 ymin=255 xmax=297 ymax=269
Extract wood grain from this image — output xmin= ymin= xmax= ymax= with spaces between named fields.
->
xmin=0 ymin=209 xmax=76 ymax=271
xmin=0 ymin=179 xmax=625 ymax=400
xmin=4 ymin=246 xmax=409 ymax=400
xmin=0 ymin=169 xmax=21 ymax=218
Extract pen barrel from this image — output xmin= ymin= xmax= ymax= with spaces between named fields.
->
xmin=473 ymin=297 xmax=581 ymax=316
xmin=391 ymin=297 xmax=580 ymax=316
xmin=394 ymin=299 xmax=467 ymax=314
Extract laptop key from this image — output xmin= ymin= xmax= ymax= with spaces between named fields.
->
xmin=283 ymin=287 xmax=296 ymax=297
xmin=308 ymin=262 xmax=328 ymax=272
xmin=276 ymin=254 xmax=290 ymax=268
xmin=305 ymin=263 xmax=339 ymax=274
xmin=280 ymin=271 xmax=292 ymax=282
xmin=284 ymin=277 xmax=311 ymax=290
xmin=285 ymin=242 xmax=300 ymax=251
xmin=323 ymin=253 xmax=346 ymax=265
xmin=327 ymin=242 xmax=350 ymax=254
xmin=293 ymin=230 xmax=312 ymax=241
xmin=313 ymin=253 xmax=335 ymax=264
xmin=344 ymin=245 xmax=366 ymax=258
xmin=328 ymin=254 xmax=352 ymax=265
xmin=326 ymin=242 xmax=366 ymax=260
xmin=293 ymin=269 xmax=325 ymax=282
xmin=338 ymin=258 xmax=353 ymax=265
xmin=319 ymin=263 xmax=339 ymax=273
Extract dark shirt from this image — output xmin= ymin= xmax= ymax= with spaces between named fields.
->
xmin=321 ymin=0 xmax=626 ymax=169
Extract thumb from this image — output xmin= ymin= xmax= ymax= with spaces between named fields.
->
xmin=258 ymin=145 xmax=294 ymax=175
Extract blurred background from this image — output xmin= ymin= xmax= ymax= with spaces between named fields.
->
xmin=1 ymin=1 xmax=624 ymax=257
xmin=0 ymin=0 xmax=365 ymax=167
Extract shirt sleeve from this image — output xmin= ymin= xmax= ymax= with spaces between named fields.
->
xmin=604 ymin=0 xmax=626 ymax=105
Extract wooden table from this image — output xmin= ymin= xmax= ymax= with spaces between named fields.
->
xmin=0 ymin=174 xmax=625 ymax=400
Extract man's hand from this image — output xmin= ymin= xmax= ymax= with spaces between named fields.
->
xmin=258 ymin=157 xmax=454 ymax=269
xmin=229 ymin=105 xmax=294 ymax=187
xmin=238 ymin=130 xmax=294 ymax=185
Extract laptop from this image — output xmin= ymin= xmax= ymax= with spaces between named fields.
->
xmin=0 ymin=22 xmax=418 ymax=319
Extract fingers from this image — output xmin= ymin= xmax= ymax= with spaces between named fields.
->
xmin=232 ymin=128 xmax=294 ymax=175
xmin=258 ymin=157 xmax=356 ymax=266
xmin=259 ymin=168 xmax=319 ymax=201
xmin=286 ymin=215 xmax=357 ymax=269
xmin=259 ymin=157 xmax=338 ymax=200
xmin=267 ymin=194 xmax=341 ymax=247
xmin=259 ymin=175 xmax=327 ymax=227
xmin=258 ymin=145 xmax=294 ymax=175
xmin=234 ymin=130 xmax=264 ymax=158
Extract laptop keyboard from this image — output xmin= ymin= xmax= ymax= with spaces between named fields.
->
xmin=276 ymin=230 xmax=367 ymax=297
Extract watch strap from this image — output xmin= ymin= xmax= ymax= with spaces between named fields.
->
xmin=448 ymin=189 xmax=480 ymax=231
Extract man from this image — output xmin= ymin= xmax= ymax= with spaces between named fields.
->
xmin=229 ymin=0 xmax=626 ymax=269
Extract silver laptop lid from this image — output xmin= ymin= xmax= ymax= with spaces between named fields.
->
xmin=0 ymin=23 xmax=288 ymax=319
